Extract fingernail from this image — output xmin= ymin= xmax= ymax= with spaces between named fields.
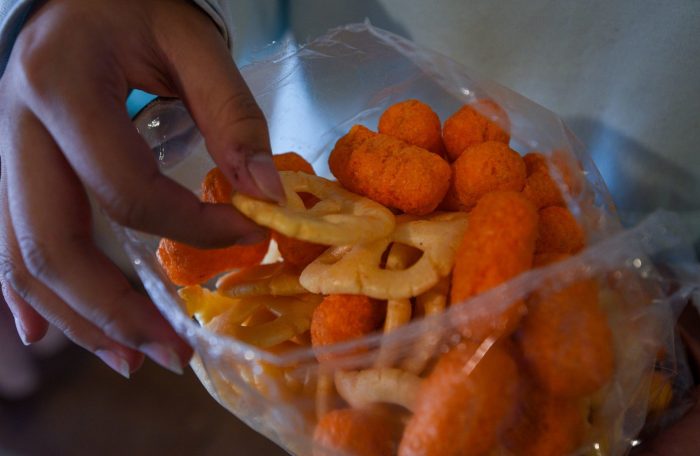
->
xmin=141 ymin=342 xmax=184 ymax=375
xmin=246 ymin=152 xmax=286 ymax=204
xmin=96 ymin=349 xmax=131 ymax=379
xmin=238 ymin=230 xmax=269 ymax=246
xmin=13 ymin=316 xmax=30 ymax=346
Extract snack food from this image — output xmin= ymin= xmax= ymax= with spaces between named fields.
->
xmin=442 ymin=100 xmax=510 ymax=161
xmin=132 ymin=25 xmax=689 ymax=456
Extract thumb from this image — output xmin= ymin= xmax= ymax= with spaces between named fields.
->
xmin=159 ymin=7 xmax=285 ymax=204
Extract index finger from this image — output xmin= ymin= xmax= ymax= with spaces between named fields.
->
xmin=25 ymin=78 xmax=265 ymax=249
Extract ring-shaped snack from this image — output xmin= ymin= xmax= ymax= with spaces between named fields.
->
xmin=300 ymin=212 xmax=468 ymax=300
xmin=335 ymin=368 xmax=422 ymax=412
xmin=232 ymin=171 xmax=396 ymax=246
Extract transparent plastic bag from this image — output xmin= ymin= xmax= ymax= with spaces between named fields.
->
xmin=116 ymin=23 xmax=698 ymax=456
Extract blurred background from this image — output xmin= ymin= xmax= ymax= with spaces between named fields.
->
xmin=2 ymin=0 xmax=699 ymax=454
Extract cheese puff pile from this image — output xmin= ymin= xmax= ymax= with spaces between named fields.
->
xmin=155 ymin=99 xmax=664 ymax=456
xmin=329 ymin=126 xmax=451 ymax=215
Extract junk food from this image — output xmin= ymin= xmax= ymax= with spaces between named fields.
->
xmin=535 ymin=206 xmax=586 ymax=255
xmin=271 ymin=153 xmax=327 ymax=268
xmin=519 ymin=257 xmax=615 ymax=397
xmin=448 ymin=141 xmax=527 ymax=211
xmin=451 ymin=191 xmax=538 ymax=339
xmin=521 ymin=152 xmax=566 ymax=209
xmin=233 ymin=171 xmax=396 ymax=245
xmin=313 ymin=408 xmax=399 ymax=456
xmin=156 ymin=98 xmax=648 ymax=456
xmin=300 ymin=213 xmax=468 ymax=300
xmin=378 ymin=99 xmax=445 ymax=155
xmin=310 ymin=294 xmax=385 ymax=362
xmin=329 ymin=126 xmax=451 ymax=215
xmin=399 ymin=341 xmax=519 ymax=456
xmin=334 ymin=368 xmax=421 ymax=411
xmin=505 ymin=382 xmax=587 ymax=456
xmin=156 ymin=236 xmax=269 ymax=286
xmin=442 ymin=100 xmax=510 ymax=161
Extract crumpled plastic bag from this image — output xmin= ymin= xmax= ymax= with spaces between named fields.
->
xmin=115 ymin=22 xmax=699 ymax=456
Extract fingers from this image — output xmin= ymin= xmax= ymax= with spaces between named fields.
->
xmin=3 ymin=109 xmax=190 ymax=374
xmin=0 ymin=281 xmax=48 ymax=345
xmin=21 ymin=69 xmax=265 ymax=250
xmin=155 ymin=5 xmax=284 ymax=203
xmin=1 ymin=171 xmax=143 ymax=376
xmin=0 ymin=160 xmax=48 ymax=344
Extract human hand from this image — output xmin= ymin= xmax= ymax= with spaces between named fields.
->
xmin=0 ymin=0 xmax=284 ymax=377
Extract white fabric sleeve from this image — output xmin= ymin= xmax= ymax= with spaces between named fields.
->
xmin=0 ymin=0 xmax=36 ymax=75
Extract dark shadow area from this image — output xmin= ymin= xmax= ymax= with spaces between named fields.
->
xmin=288 ymin=0 xmax=411 ymax=43
xmin=0 ymin=344 xmax=285 ymax=456
xmin=565 ymin=116 xmax=700 ymax=254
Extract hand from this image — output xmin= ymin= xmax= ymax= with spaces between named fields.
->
xmin=0 ymin=0 xmax=284 ymax=377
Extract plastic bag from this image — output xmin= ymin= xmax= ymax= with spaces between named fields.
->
xmin=116 ymin=23 xmax=698 ymax=456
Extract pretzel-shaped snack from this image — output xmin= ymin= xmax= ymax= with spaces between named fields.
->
xmin=232 ymin=171 xmax=396 ymax=246
xmin=334 ymin=368 xmax=422 ymax=412
xmin=401 ymin=277 xmax=450 ymax=375
xmin=375 ymin=243 xmax=417 ymax=367
xmin=300 ymin=212 xmax=468 ymax=300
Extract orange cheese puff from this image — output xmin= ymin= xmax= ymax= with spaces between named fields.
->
xmin=201 ymin=167 xmax=233 ymax=203
xmin=519 ymin=275 xmax=615 ymax=397
xmin=451 ymin=191 xmax=538 ymax=339
xmin=505 ymin=383 xmax=587 ymax=456
xmin=378 ymin=99 xmax=445 ymax=156
xmin=313 ymin=408 xmax=399 ymax=456
xmin=272 ymin=232 xmax=327 ymax=269
xmin=328 ymin=125 xmax=377 ymax=185
xmin=272 ymin=151 xmax=315 ymax=174
xmin=311 ymin=294 xmax=385 ymax=362
xmin=399 ymin=341 xmax=519 ymax=456
xmin=521 ymin=152 xmax=566 ymax=209
xmin=331 ymin=131 xmax=451 ymax=215
xmin=156 ymin=236 xmax=269 ymax=286
xmin=450 ymin=141 xmax=526 ymax=211
xmin=442 ymin=100 xmax=510 ymax=161
xmin=535 ymin=206 xmax=586 ymax=255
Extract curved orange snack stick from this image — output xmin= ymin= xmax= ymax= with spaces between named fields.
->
xmin=378 ymin=99 xmax=445 ymax=156
xmin=399 ymin=341 xmax=519 ymax=456
xmin=505 ymin=382 xmax=587 ymax=456
xmin=156 ymin=236 xmax=269 ymax=286
xmin=519 ymin=275 xmax=615 ymax=398
xmin=535 ymin=206 xmax=586 ymax=255
xmin=451 ymin=191 xmax=538 ymax=339
xmin=442 ymin=100 xmax=510 ymax=161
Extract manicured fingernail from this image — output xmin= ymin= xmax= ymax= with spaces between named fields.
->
xmin=238 ymin=230 xmax=269 ymax=246
xmin=13 ymin=316 xmax=30 ymax=346
xmin=96 ymin=349 xmax=131 ymax=379
xmin=246 ymin=153 xmax=286 ymax=204
xmin=141 ymin=342 xmax=184 ymax=375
